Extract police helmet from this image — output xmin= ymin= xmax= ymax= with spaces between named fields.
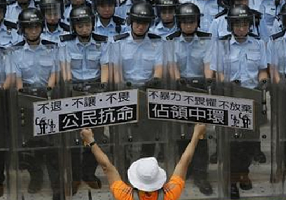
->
xmin=70 ymin=5 xmax=95 ymax=33
xmin=18 ymin=8 xmax=44 ymax=33
xmin=128 ymin=1 xmax=155 ymax=24
xmin=226 ymin=5 xmax=253 ymax=30
xmin=156 ymin=0 xmax=178 ymax=8
xmin=175 ymin=3 xmax=202 ymax=26
xmin=0 ymin=0 xmax=7 ymax=17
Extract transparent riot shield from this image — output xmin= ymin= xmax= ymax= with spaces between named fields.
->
xmin=110 ymin=38 xmax=170 ymax=183
xmin=166 ymin=36 xmax=218 ymax=198
xmin=268 ymin=38 xmax=286 ymax=195
xmin=8 ymin=44 xmax=64 ymax=200
xmin=59 ymin=40 xmax=113 ymax=199
xmin=214 ymin=38 xmax=273 ymax=199
xmin=0 ymin=47 xmax=12 ymax=199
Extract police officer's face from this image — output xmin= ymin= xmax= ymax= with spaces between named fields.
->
xmin=97 ymin=4 xmax=115 ymax=19
xmin=160 ymin=8 xmax=175 ymax=24
xmin=180 ymin=20 xmax=198 ymax=35
xmin=132 ymin=21 xmax=149 ymax=36
xmin=233 ymin=20 xmax=249 ymax=37
xmin=74 ymin=21 xmax=92 ymax=37
xmin=25 ymin=24 xmax=42 ymax=40
xmin=45 ymin=10 xmax=61 ymax=25
xmin=233 ymin=0 xmax=248 ymax=5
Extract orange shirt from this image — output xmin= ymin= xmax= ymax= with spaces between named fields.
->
xmin=110 ymin=175 xmax=185 ymax=200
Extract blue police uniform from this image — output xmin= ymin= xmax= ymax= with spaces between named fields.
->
xmin=61 ymin=4 xmax=72 ymax=25
xmin=94 ymin=17 xmax=127 ymax=38
xmin=249 ymin=0 xmax=261 ymax=10
xmin=192 ymin=0 xmax=223 ymax=32
xmin=272 ymin=17 xmax=283 ymax=34
xmin=111 ymin=31 xmax=163 ymax=85
xmin=169 ymin=33 xmax=212 ymax=78
xmin=0 ymin=22 xmax=22 ymax=47
xmin=59 ymin=34 xmax=109 ymax=82
xmin=115 ymin=0 xmax=132 ymax=20
xmin=267 ymin=31 xmax=286 ymax=73
xmin=5 ymin=1 xmax=35 ymax=23
xmin=209 ymin=11 xmax=270 ymax=42
xmin=41 ymin=25 xmax=65 ymax=43
xmin=211 ymin=35 xmax=267 ymax=89
xmin=259 ymin=0 xmax=281 ymax=33
xmin=11 ymin=40 xmax=58 ymax=87
xmin=150 ymin=21 xmax=178 ymax=39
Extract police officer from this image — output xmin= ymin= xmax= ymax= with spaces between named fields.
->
xmin=93 ymin=0 xmax=126 ymax=37
xmin=272 ymin=2 xmax=286 ymax=34
xmin=184 ymin=0 xmax=223 ymax=32
xmin=112 ymin=1 xmax=163 ymax=85
xmin=165 ymin=3 xmax=213 ymax=196
xmin=9 ymin=8 xmax=62 ymax=200
xmin=210 ymin=5 xmax=268 ymax=199
xmin=111 ymin=1 xmax=163 ymax=176
xmin=61 ymin=0 xmax=91 ymax=25
xmin=115 ymin=0 xmax=142 ymax=20
xmin=0 ymin=0 xmax=22 ymax=47
xmin=40 ymin=0 xmax=66 ymax=43
xmin=209 ymin=0 xmax=270 ymax=42
xmin=150 ymin=0 xmax=179 ymax=39
xmin=259 ymin=0 xmax=281 ymax=33
xmin=59 ymin=5 xmax=109 ymax=194
xmin=4 ymin=0 xmax=35 ymax=23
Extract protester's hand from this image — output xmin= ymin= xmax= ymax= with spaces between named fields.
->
xmin=80 ymin=128 xmax=95 ymax=144
xmin=193 ymin=124 xmax=206 ymax=140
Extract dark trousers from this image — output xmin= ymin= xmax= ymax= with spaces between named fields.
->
xmin=71 ymin=147 xmax=98 ymax=182
xmin=20 ymin=139 xmax=61 ymax=194
xmin=178 ymin=139 xmax=209 ymax=180
xmin=230 ymin=141 xmax=257 ymax=183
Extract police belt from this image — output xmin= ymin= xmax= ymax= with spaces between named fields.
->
xmin=183 ymin=77 xmax=206 ymax=89
xmin=21 ymin=84 xmax=51 ymax=97
xmin=72 ymin=79 xmax=102 ymax=92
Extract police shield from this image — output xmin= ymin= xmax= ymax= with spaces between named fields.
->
xmin=268 ymin=38 xmax=286 ymax=187
xmin=59 ymin=39 xmax=111 ymax=197
xmin=213 ymin=38 xmax=272 ymax=198
xmin=9 ymin=44 xmax=64 ymax=200
xmin=110 ymin=37 xmax=169 ymax=181
xmin=165 ymin=35 xmax=217 ymax=198
xmin=0 ymin=47 xmax=12 ymax=199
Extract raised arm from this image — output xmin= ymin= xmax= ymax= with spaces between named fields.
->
xmin=172 ymin=124 xmax=206 ymax=180
xmin=80 ymin=128 xmax=121 ymax=185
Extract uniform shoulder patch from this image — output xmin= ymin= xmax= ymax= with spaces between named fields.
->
xmin=42 ymin=40 xmax=57 ymax=45
xmin=113 ymin=32 xmax=130 ymax=41
xmin=196 ymin=31 xmax=212 ymax=38
xmin=59 ymin=22 xmax=70 ymax=32
xmin=4 ymin=20 xmax=17 ymax=30
xmin=60 ymin=34 xmax=77 ymax=42
xmin=148 ymin=33 xmax=161 ymax=39
xmin=92 ymin=33 xmax=108 ymax=42
xmin=219 ymin=34 xmax=231 ymax=40
xmin=166 ymin=31 xmax=181 ymax=40
xmin=113 ymin=16 xmax=125 ymax=25
xmin=215 ymin=9 xmax=227 ymax=19
xmin=271 ymin=30 xmax=286 ymax=40
xmin=14 ymin=40 xmax=25 ymax=47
